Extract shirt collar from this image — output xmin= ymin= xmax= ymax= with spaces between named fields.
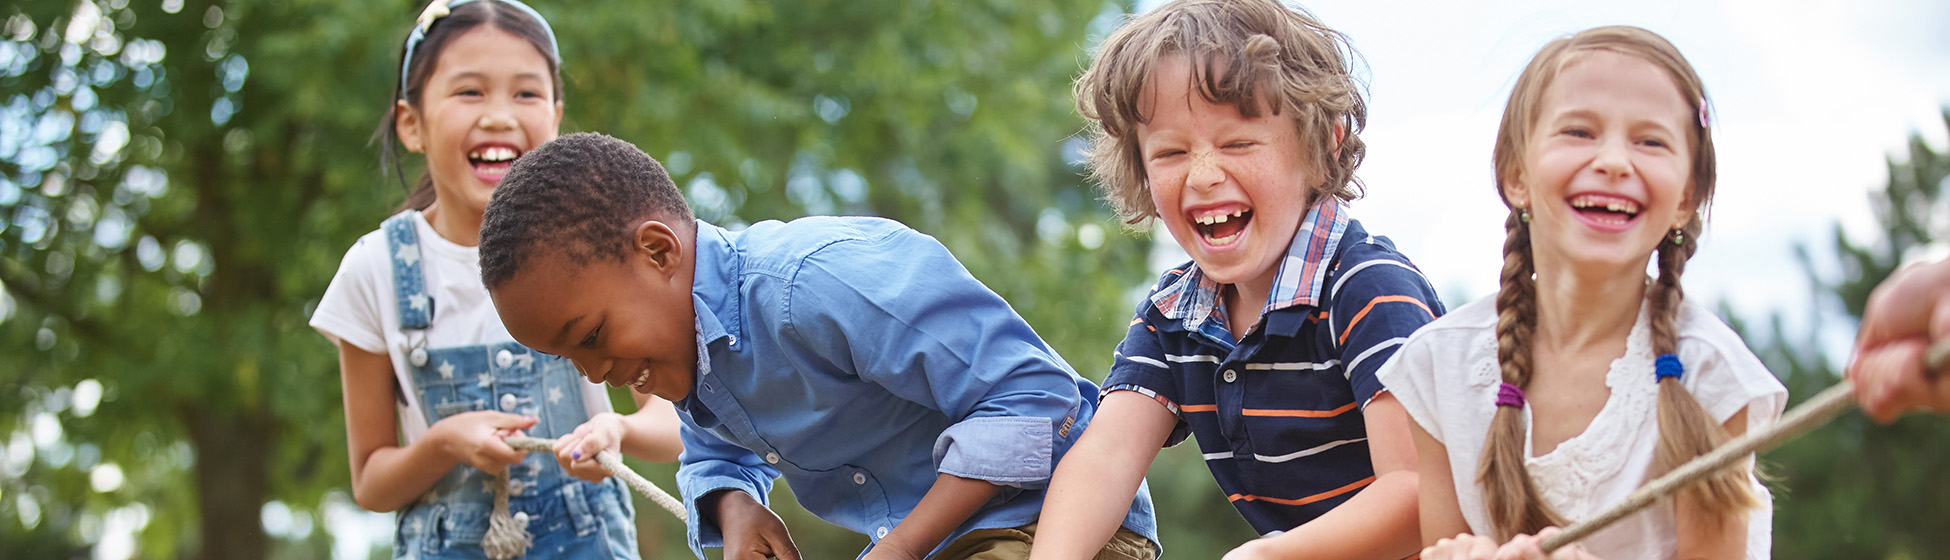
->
xmin=690 ymin=220 xmax=738 ymax=346
xmin=1151 ymin=198 xmax=1351 ymax=329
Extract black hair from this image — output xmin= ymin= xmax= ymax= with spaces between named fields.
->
xmin=371 ymin=0 xmax=564 ymax=212
xmin=479 ymin=132 xmax=696 ymax=290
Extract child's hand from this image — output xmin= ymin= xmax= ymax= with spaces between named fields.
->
xmin=428 ymin=411 xmax=536 ymax=474
xmin=1491 ymin=528 xmax=1603 ymax=560
xmin=1421 ymin=533 xmax=1500 ymax=560
xmin=553 ymin=412 xmax=627 ymax=482
xmin=716 ymin=490 xmax=801 ymax=560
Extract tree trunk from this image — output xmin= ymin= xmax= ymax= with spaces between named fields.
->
xmin=185 ymin=406 xmax=273 ymax=560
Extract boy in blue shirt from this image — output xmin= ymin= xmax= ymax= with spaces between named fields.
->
xmin=477 ymin=132 xmax=1158 ymax=560
xmin=1032 ymin=1 xmax=1442 ymax=559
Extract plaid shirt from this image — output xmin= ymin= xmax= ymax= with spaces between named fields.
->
xmin=1104 ymin=199 xmax=1443 ymax=535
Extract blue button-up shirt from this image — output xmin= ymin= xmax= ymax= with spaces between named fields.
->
xmin=674 ymin=217 xmax=1157 ymax=558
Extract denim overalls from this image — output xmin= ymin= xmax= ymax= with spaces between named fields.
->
xmin=384 ymin=212 xmax=639 ymax=559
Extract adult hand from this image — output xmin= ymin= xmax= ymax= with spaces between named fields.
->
xmin=717 ymin=490 xmax=801 ymax=560
xmin=1849 ymin=258 xmax=1950 ymax=422
xmin=428 ymin=411 xmax=536 ymax=474
xmin=553 ymin=412 xmax=627 ymax=482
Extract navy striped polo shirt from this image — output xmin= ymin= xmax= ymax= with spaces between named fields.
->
xmin=1103 ymin=200 xmax=1443 ymax=535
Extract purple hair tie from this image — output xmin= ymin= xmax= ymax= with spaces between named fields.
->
xmin=1655 ymin=353 xmax=1684 ymax=381
xmin=1495 ymin=382 xmax=1526 ymax=409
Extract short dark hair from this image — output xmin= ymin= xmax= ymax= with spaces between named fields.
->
xmin=479 ymin=132 xmax=695 ymax=290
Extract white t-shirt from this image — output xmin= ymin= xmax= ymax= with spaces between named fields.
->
xmin=309 ymin=210 xmax=613 ymax=442
xmin=1378 ymin=295 xmax=1787 ymax=560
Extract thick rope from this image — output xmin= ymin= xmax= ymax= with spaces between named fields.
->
xmin=1541 ymin=338 xmax=1950 ymax=552
xmin=503 ymin=435 xmax=689 ymax=522
xmin=476 ymin=435 xmax=690 ymax=558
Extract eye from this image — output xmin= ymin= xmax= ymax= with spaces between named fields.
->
xmin=1149 ymin=149 xmax=1185 ymax=161
xmin=1560 ymin=127 xmax=1593 ymax=139
xmin=578 ymin=323 xmax=603 ymax=348
xmin=1223 ymin=141 xmax=1255 ymax=150
xmin=517 ymin=88 xmax=545 ymax=100
xmin=456 ymin=88 xmax=484 ymax=98
xmin=1637 ymin=138 xmax=1669 ymax=149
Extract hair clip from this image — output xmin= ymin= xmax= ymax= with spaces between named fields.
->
xmin=1654 ymin=353 xmax=1684 ymax=381
xmin=416 ymin=0 xmax=452 ymax=34
xmin=1697 ymin=97 xmax=1709 ymax=130
xmin=398 ymin=0 xmax=560 ymax=98
xmin=1495 ymin=382 xmax=1526 ymax=409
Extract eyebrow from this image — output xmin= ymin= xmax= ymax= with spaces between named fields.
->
xmin=552 ymin=314 xmax=586 ymax=347
xmin=447 ymin=70 xmax=550 ymax=83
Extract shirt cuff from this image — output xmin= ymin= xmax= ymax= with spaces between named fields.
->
xmin=931 ymin=416 xmax=1053 ymax=489
xmin=1103 ymin=384 xmax=1193 ymax=448
xmin=679 ymin=473 xmax=771 ymax=555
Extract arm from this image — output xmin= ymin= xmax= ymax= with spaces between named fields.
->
xmin=677 ymin=420 xmax=784 ymax=557
xmin=1030 ymin=391 xmax=1176 ymax=560
xmin=867 ymin=474 xmax=1004 ymax=560
xmin=1673 ymin=406 xmax=1750 ymax=560
xmin=338 ymin=342 xmax=534 ymax=512
xmin=1225 ymin=392 xmax=1421 ymax=560
xmin=1408 ymin=416 xmax=1470 ymax=547
xmin=552 ymin=388 xmax=685 ymax=481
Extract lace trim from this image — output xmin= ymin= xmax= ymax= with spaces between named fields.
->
xmin=1500 ymin=302 xmax=1660 ymax=518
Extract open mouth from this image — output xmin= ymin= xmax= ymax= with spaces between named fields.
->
xmin=1568 ymin=194 xmax=1639 ymax=226
xmin=468 ymin=144 xmax=521 ymax=182
xmin=1192 ymin=208 xmax=1253 ymax=246
xmin=628 ymin=365 xmax=651 ymax=390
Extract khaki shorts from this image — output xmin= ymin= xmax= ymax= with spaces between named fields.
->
xmin=931 ymin=522 xmax=1157 ymax=560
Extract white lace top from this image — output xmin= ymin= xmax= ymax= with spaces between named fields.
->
xmin=1378 ymin=295 xmax=1787 ymax=559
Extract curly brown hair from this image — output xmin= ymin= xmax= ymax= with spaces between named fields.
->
xmin=1075 ymin=0 xmax=1367 ymax=229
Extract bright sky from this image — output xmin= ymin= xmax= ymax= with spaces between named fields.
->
xmin=1140 ymin=0 xmax=1950 ymax=343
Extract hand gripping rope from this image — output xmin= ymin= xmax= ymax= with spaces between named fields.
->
xmin=478 ymin=436 xmax=688 ymax=559
xmin=1540 ymin=338 xmax=1950 ymax=553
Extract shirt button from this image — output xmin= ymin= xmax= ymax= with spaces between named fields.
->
xmin=409 ymin=348 xmax=429 ymax=367
xmin=853 ymin=472 xmax=866 ymax=485
xmin=727 ymin=335 xmax=738 ymax=346
xmin=765 ymin=452 xmax=780 ymax=464
xmin=1222 ymin=369 xmax=1238 ymax=383
xmin=500 ymin=393 xmax=518 ymax=412
xmin=495 ymin=349 xmax=514 ymax=368
xmin=876 ymin=526 xmax=890 ymax=538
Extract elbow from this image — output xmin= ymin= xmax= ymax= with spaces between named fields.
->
xmin=351 ymin=483 xmax=406 ymax=513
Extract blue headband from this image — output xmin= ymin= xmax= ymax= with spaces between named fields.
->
xmin=398 ymin=0 xmax=560 ymax=98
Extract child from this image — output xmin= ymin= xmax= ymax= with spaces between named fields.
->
xmin=308 ymin=2 xmax=681 ymax=557
xmin=1033 ymin=1 xmax=1442 ymax=558
xmin=1376 ymin=26 xmax=1788 ymax=560
xmin=1851 ymin=256 xmax=1950 ymax=422
xmin=476 ymin=132 xmax=1161 ymax=560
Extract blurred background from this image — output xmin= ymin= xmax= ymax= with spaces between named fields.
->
xmin=0 ymin=0 xmax=1943 ymax=558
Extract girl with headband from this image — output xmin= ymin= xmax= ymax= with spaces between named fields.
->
xmin=309 ymin=1 xmax=682 ymax=557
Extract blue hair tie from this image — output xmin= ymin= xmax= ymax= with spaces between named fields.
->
xmin=1654 ymin=353 xmax=1684 ymax=381
xmin=399 ymin=0 xmax=560 ymax=97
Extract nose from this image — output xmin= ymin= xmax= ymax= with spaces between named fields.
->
xmin=570 ymin=358 xmax=609 ymax=384
xmin=1186 ymin=151 xmax=1224 ymax=192
xmin=478 ymin=101 xmax=516 ymax=131
xmin=1589 ymin=136 xmax=1633 ymax=180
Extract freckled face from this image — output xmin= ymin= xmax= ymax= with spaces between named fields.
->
xmin=1510 ymin=50 xmax=1698 ymax=279
xmin=1137 ymin=55 xmax=1316 ymax=298
xmin=491 ymin=250 xmax=697 ymax=402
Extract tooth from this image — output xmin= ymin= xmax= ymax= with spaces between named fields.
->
xmin=1213 ymin=214 xmax=1228 ymax=224
xmin=1231 ymin=210 xmax=1244 ymax=218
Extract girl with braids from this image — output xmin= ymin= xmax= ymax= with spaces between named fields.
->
xmin=309 ymin=1 xmax=680 ymax=557
xmin=1376 ymin=26 xmax=1786 ymax=560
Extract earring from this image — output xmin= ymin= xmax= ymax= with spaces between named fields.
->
xmin=1670 ymin=228 xmax=1684 ymax=246
xmin=1519 ymin=208 xmax=1530 ymax=223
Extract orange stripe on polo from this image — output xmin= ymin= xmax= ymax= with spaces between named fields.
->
xmin=1240 ymin=402 xmax=1357 ymax=418
xmin=1179 ymin=404 xmax=1218 ymax=412
xmin=1226 ymin=476 xmax=1375 ymax=506
xmin=1338 ymin=295 xmax=1435 ymax=345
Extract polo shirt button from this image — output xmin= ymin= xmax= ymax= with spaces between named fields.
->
xmin=495 ymin=349 xmax=514 ymax=368
xmin=1222 ymin=369 xmax=1238 ymax=383
xmin=765 ymin=452 xmax=780 ymax=464
xmin=876 ymin=526 xmax=889 ymax=538
xmin=409 ymin=348 xmax=429 ymax=367
xmin=499 ymin=393 xmax=518 ymax=411
xmin=853 ymin=472 xmax=866 ymax=485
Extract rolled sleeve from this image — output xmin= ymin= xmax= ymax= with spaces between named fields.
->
xmin=932 ymin=416 xmax=1053 ymax=487
xmin=676 ymin=426 xmax=780 ymax=555
xmin=1102 ymin=304 xmax=1192 ymax=447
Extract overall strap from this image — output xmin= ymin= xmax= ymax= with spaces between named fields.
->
xmin=383 ymin=212 xmax=434 ymax=331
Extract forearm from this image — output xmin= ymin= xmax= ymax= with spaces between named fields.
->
xmin=350 ymin=438 xmax=460 ymax=512
xmin=619 ymin=393 xmax=683 ymax=462
xmin=875 ymin=474 xmax=1001 ymax=559
xmin=1253 ymin=470 xmax=1421 ymax=560
xmin=1030 ymin=444 xmax=1154 ymax=560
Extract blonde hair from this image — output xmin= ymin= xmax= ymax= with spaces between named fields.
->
xmin=1482 ymin=25 xmax=1756 ymax=540
xmin=1075 ymin=0 xmax=1366 ymax=229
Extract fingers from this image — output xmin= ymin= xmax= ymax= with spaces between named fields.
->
xmin=1854 ymin=339 xmax=1932 ymax=423
xmin=1426 ymin=534 xmax=1499 ymax=560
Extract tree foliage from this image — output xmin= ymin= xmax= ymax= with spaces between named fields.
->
xmin=1751 ymin=110 xmax=1950 ymax=560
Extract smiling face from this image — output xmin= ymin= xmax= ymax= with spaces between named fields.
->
xmin=1138 ymin=55 xmax=1318 ymax=300
xmin=1508 ymin=50 xmax=1698 ymax=279
xmin=490 ymin=221 xmax=699 ymax=402
xmin=396 ymin=26 xmax=562 ymax=221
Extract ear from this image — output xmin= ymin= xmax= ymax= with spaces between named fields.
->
xmin=632 ymin=219 xmax=686 ymax=276
xmin=1675 ymin=183 xmax=1701 ymax=230
xmin=395 ymin=100 xmax=424 ymax=153
xmin=1330 ymin=121 xmax=1345 ymax=159
xmin=1499 ymin=171 xmax=1530 ymax=212
xmin=554 ymin=100 xmax=565 ymax=129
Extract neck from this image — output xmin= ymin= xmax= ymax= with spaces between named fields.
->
xmin=1222 ymin=277 xmax=1270 ymax=340
xmin=422 ymin=203 xmax=483 ymax=247
xmin=1531 ymin=257 xmax=1646 ymax=353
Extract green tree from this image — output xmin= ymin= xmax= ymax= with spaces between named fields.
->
xmin=1752 ymin=110 xmax=1950 ymax=559
xmin=0 ymin=0 xmax=1206 ymax=558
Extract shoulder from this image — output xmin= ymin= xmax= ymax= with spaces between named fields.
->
xmin=1673 ymin=299 xmax=1789 ymax=420
xmin=734 ymin=216 xmax=922 ymax=265
xmin=327 ymin=226 xmax=396 ymax=286
xmin=1325 ymin=226 xmax=1438 ymax=301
